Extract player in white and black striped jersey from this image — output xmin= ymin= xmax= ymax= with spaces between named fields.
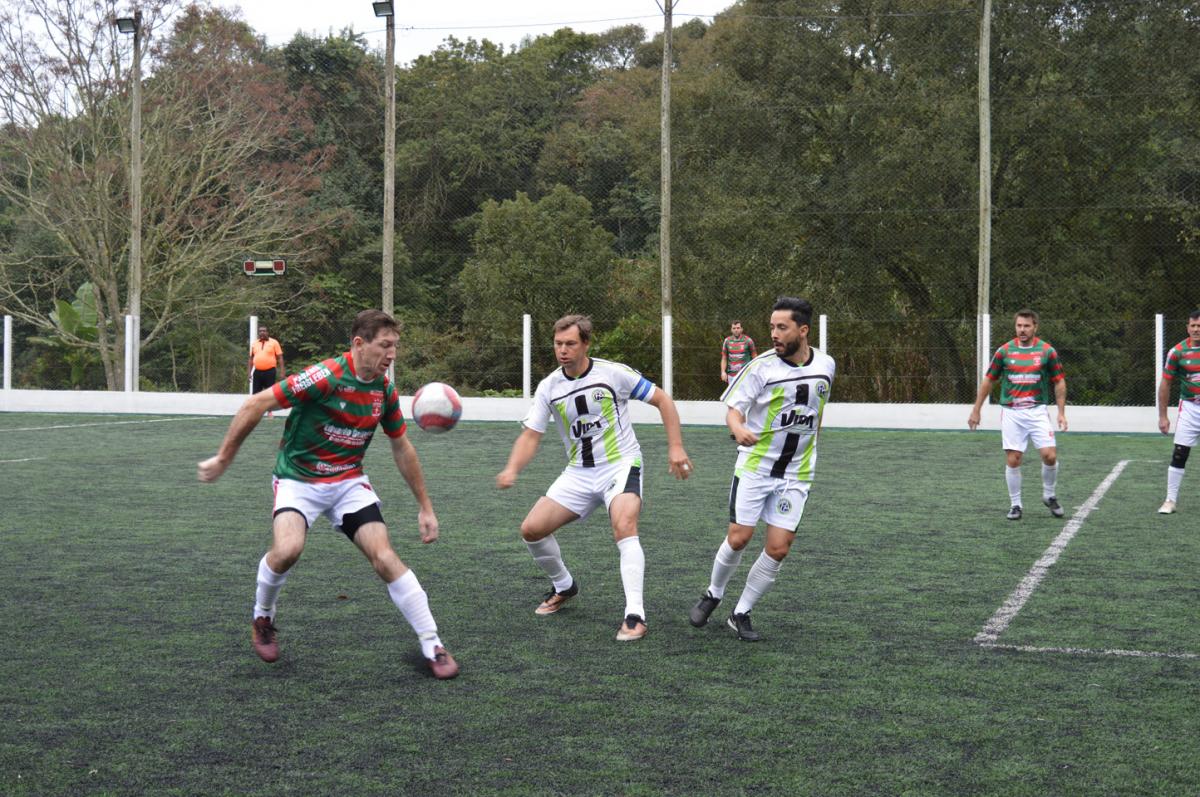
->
xmin=688 ymin=296 xmax=836 ymax=641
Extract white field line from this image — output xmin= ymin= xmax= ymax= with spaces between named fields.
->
xmin=4 ymin=417 xmax=217 ymax=432
xmin=974 ymin=459 xmax=1130 ymax=645
xmin=979 ymin=642 xmax=1199 ymax=660
xmin=0 ymin=457 xmax=44 ymax=464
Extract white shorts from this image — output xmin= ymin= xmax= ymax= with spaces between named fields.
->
xmin=272 ymin=475 xmax=381 ymax=533
xmin=1000 ymin=405 xmax=1057 ymax=452
xmin=728 ymin=470 xmax=811 ymax=532
xmin=546 ymin=460 xmax=642 ymax=521
xmin=1175 ymin=400 xmax=1200 ymax=448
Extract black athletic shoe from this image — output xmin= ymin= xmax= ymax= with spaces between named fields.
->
xmin=689 ymin=591 xmax=721 ymax=627
xmin=615 ymin=614 xmax=647 ymax=641
xmin=535 ymin=580 xmax=578 ymax=615
xmin=1006 ymin=505 xmax=1023 ymax=521
xmin=727 ymin=612 xmax=762 ymax=642
xmin=1043 ymin=496 xmax=1065 ymax=518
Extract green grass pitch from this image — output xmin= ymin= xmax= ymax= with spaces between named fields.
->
xmin=1 ymin=413 xmax=1197 ymax=796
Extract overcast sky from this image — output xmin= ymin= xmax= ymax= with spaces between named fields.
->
xmin=210 ymin=1 xmax=721 ymax=65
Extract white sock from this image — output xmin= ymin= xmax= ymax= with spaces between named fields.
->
xmin=525 ymin=536 xmax=573 ymax=593
xmin=707 ymin=539 xmax=744 ymax=600
xmin=1167 ymin=466 xmax=1185 ymax=502
xmin=386 ymin=570 xmax=442 ymax=660
xmin=1041 ymin=463 xmax=1058 ymax=500
xmin=254 ymin=555 xmax=288 ymax=620
xmin=616 ymin=536 xmax=645 ymax=620
xmin=1005 ymin=466 xmax=1022 ymax=507
xmin=734 ymin=550 xmax=782 ymax=616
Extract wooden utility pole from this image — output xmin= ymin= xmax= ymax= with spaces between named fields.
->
xmin=976 ymin=0 xmax=993 ymax=388
xmin=658 ymin=0 xmax=674 ymax=394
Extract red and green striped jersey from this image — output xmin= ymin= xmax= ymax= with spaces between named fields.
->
xmin=723 ymin=335 xmax=756 ymax=376
xmin=270 ymin=350 xmax=406 ymax=482
xmin=985 ymin=338 xmax=1064 ymax=408
xmin=1162 ymin=339 xmax=1200 ymax=402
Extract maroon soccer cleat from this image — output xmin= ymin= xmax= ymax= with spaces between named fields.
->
xmin=251 ymin=616 xmax=279 ymax=663
xmin=426 ymin=646 xmax=460 ymax=680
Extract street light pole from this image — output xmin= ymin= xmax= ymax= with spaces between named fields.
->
xmin=374 ymin=2 xmax=396 ymax=321
xmin=116 ymin=10 xmax=142 ymax=391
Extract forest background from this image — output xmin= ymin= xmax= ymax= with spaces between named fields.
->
xmin=1 ymin=0 xmax=1197 ymax=403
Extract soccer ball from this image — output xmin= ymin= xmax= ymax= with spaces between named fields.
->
xmin=411 ymin=382 xmax=462 ymax=433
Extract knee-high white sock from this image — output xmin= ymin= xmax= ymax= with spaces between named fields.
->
xmin=733 ymin=550 xmax=782 ymax=616
xmin=616 ymin=536 xmax=645 ymax=619
xmin=525 ymin=536 xmax=573 ymax=592
xmin=707 ymin=539 xmax=744 ymax=600
xmin=387 ymin=570 xmax=442 ymax=660
xmin=1041 ymin=463 xmax=1058 ymax=499
xmin=254 ymin=555 xmax=288 ymax=620
xmin=1006 ymin=466 xmax=1023 ymax=507
xmin=1167 ymin=466 xmax=1185 ymax=502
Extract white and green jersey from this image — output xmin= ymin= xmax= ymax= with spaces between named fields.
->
xmin=722 ymin=347 xmax=835 ymax=481
xmin=523 ymin=357 xmax=656 ymax=468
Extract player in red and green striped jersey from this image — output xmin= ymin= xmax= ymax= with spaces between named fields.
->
xmin=198 ymin=310 xmax=459 ymax=679
xmin=968 ymin=310 xmax=1069 ymax=521
xmin=1155 ymin=309 xmax=1200 ymax=514
xmin=721 ymin=321 xmax=758 ymax=385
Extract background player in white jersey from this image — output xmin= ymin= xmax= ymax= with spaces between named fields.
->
xmin=688 ymin=296 xmax=835 ymax=642
xmin=496 ymin=314 xmax=693 ymax=641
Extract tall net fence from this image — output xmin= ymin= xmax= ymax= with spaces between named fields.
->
xmin=1 ymin=0 xmax=1197 ymax=403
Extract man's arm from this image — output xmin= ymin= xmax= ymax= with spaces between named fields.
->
xmin=967 ymin=376 xmax=995 ymax=430
xmin=198 ymin=389 xmax=283 ymax=482
xmin=720 ymin=343 xmax=729 ymax=383
xmin=390 ymin=433 xmax=438 ymax=543
xmin=646 ymin=387 xmax=693 ymax=479
xmin=748 ymin=339 xmax=757 ymax=357
xmin=496 ymin=426 xmax=544 ymax=489
xmin=1158 ymin=376 xmax=1172 ymax=434
xmin=727 ymin=405 xmax=759 ymax=446
xmin=1054 ymin=378 xmax=1068 ymax=431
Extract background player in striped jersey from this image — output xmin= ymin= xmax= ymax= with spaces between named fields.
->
xmin=968 ymin=309 xmax=1068 ymax=521
xmin=495 ymin=314 xmax=693 ymax=642
xmin=688 ymin=296 xmax=835 ymax=642
xmin=720 ymin=320 xmax=757 ymax=384
xmin=198 ymin=310 xmax=459 ymax=679
xmin=1155 ymin=309 xmax=1200 ymax=514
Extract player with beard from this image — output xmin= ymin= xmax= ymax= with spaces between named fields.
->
xmin=687 ymin=296 xmax=836 ymax=641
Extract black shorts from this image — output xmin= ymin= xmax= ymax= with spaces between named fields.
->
xmin=252 ymin=368 xmax=277 ymax=394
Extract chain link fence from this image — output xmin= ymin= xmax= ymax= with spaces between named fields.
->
xmin=1 ymin=1 xmax=1197 ymax=403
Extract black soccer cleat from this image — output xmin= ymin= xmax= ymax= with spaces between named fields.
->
xmin=727 ymin=611 xmax=762 ymax=642
xmin=1043 ymin=496 xmax=1065 ymax=518
xmin=1006 ymin=505 xmax=1023 ymax=521
xmin=689 ymin=591 xmax=721 ymax=627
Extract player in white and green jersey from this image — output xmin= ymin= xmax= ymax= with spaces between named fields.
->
xmin=688 ymin=296 xmax=835 ymax=642
xmin=497 ymin=314 xmax=694 ymax=642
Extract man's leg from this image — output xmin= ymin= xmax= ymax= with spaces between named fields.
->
xmin=252 ymin=510 xmax=307 ymax=662
xmin=1163 ymin=444 xmax=1189 ymax=512
xmin=1005 ymin=449 xmax=1024 ymax=517
xmin=521 ymin=497 xmax=580 ymax=613
xmin=609 ymin=493 xmax=646 ymax=639
xmin=1037 ymin=446 xmax=1065 ymax=517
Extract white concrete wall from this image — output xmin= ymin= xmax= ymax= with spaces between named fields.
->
xmin=0 ymin=389 xmax=1170 ymax=434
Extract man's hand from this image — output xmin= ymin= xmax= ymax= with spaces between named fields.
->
xmin=720 ymin=373 xmax=729 ymax=383
xmin=418 ymin=507 xmax=439 ymax=543
xmin=967 ymin=409 xmax=981 ymax=431
xmin=496 ymin=468 xmax=517 ymax=489
xmin=197 ymin=455 xmax=229 ymax=483
xmin=1159 ymin=416 xmax=1171 ymax=435
xmin=730 ymin=423 xmax=759 ymax=446
xmin=667 ymin=445 xmax=694 ymax=480
xmin=1057 ymin=412 xmax=1069 ymax=432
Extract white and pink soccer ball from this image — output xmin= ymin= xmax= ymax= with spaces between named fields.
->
xmin=411 ymin=382 xmax=462 ymax=433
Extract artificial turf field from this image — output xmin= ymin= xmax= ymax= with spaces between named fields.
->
xmin=1 ymin=413 xmax=1198 ymax=796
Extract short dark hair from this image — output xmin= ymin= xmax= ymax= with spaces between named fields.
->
xmin=554 ymin=314 xmax=592 ymax=343
xmin=350 ymin=309 xmax=399 ymax=342
xmin=1189 ymin=309 xmax=1200 ymax=321
xmin=772 ymin=296 xmax=813 ymax=328
xmin=1015 ymin=309 xmax=1039 ymax=325
xmin=730 ymin=319 xmax=742 ymax=326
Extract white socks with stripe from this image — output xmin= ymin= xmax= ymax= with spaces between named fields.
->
xmin=387 ymin=570 xmax=442 ymax=660
xmin=707 ymin=539 xmax=744 ymax=600
xmin=616 ymin=536 xmax=645 ymax=620
xmin=734 ymin=550 xmax=782 ymax=616
xmin=1167 ymin=466 xmax=1185 ymax=502
xmin=1005 ymin=466 xmax=1022 ymax=507
xmin=1041 ymin=463 xmax=1058 ymax=500
xmin=254 ymin=555 xmax=287 ymax=620
xmin=525 ymin=536 xmax=574 ymax=593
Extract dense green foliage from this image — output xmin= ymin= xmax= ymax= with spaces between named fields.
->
xmin=1 ymin=1 xmax=1197 ymax=400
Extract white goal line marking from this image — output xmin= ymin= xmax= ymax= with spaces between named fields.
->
xmin=4 ymin=417 xmax=218 ymax=432
xmin=0 ymin=457 xmax=44 ymax=464
xmin=979 ymin=642 xmax=1199 ymax=660
xmin=974 ymin=459 xmax=1130 ymax=646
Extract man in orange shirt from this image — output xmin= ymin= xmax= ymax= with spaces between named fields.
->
xmin=250 ymin=326 xmax=285 ymax=416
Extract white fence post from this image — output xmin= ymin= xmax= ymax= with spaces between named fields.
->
xmin=522 ymin=313 xmax=532 ymax=399
xmin=981 ymin=313 xmax=991 ymax=405
xmin=249 ymin=315 xmax=258 ymax=394
xmin=1155 ymin=313 xmax=1164 ymax=408
xmin=662 ymin=314 xmax=673 ymax=397
xmin=818 ymin=313 xmax=828 ymax=352
xmin=124 ymin=315 xmax=134 ymax=392
xmin=3 ymin=315 xmax=11 ymax=390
